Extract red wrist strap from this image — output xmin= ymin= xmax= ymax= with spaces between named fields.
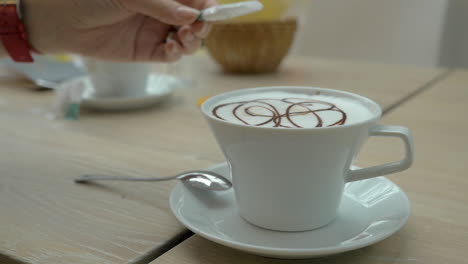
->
xmin=0 ymin=2 xmax=34 ymax=62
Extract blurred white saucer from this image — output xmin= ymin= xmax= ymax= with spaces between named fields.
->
xmin=57 ymin=74 xmax=178 ymax=111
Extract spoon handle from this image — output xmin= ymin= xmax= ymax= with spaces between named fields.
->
xmin=75 ymin=174 xmax=176 ymax=183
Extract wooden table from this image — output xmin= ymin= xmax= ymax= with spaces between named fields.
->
xmin=0 ymin=55 xmax=453 ymax=264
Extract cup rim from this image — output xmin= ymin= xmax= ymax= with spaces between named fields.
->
xmin=201 ymin=86 xmax=382 ymax=131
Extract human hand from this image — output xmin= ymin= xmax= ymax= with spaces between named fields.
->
xmin=22 ymin=0 xmax=216 ymax=62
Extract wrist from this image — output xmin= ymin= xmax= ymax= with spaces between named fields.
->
xmin=20 ymin=0 xmax=42 ymax=53
xmin=21 ymin=0 xmax=67 ymax=54
xmin=0 ymin=40 xmax=6 ymax=58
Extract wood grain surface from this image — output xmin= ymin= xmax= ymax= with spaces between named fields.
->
xmin=0 ymin=56 xmax=444 ymax=264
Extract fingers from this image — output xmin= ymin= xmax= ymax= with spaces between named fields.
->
xmin=122 ymin=0 xmax=201 ymax=26
xmin=154 ymin=25 xmax=204 ymax=61
xmin=204 ymin=0 xmax=218 ymax=9
xmin=177 ymin=25 xmax=202 ymax=54
xmin=164 ymin=39 xmax=184 ymax=62
xmin=143 ymin=2 xmax=214 ymax=61
xmin=159 ymin=22 xmax=210 ymax=58
xmin=145 ymin=23 xmax=211 ymax=62
xmin=189 ymin=21 xmax=212 ymax=38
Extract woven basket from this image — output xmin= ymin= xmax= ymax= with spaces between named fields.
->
xmin=205 ymin=19 xmax=298 ymax=74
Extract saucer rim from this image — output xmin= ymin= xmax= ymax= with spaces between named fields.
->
xmin=170 ymin=162 xmax=410 ymax=257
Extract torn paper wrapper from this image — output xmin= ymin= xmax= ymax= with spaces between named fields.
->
xmin=52 ymin=81 xmax=85 ymax=120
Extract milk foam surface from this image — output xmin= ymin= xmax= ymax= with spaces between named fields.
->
xmin=211 ymin=91 xmax=374 ymax=128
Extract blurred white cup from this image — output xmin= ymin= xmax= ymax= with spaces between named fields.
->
xmin=85 ymin=59 xmax=151 ymax=98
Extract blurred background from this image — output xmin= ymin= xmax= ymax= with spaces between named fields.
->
xmin=5 ymin=0 xmax=468 ymax=94
xmin=290 ymin=0 xmax=468 ymax=68
xmin=202 ymin=0 xmax=468 ymax=70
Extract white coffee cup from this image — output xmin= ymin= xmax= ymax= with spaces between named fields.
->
xmin=85 ymin=59 xmax=151 ymax=98
xmin=201 ymin=86 xmax=414 ymax=232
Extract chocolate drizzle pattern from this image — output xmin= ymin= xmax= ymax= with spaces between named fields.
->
xmin=212 ymin=98 xmax=347 ymax=128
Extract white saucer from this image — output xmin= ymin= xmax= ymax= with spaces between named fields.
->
xmin=170 ymin=163 xmax=410 ymax=259
xmin=58 ymin=74 xmax=178 ymax=111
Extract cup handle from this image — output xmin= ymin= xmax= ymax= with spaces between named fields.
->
xmin=346 ymin=125 xmax=414 ymax=182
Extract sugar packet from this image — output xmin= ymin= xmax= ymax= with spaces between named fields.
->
xmin=198 ymin=1 xmax=264 ymax=22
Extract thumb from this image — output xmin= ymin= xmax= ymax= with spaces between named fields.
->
xmin=123 ymin=0 xmax=200 ymax=26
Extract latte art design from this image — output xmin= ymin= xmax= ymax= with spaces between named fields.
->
xmin=212 ymin=98 xmax=347 ymax=128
